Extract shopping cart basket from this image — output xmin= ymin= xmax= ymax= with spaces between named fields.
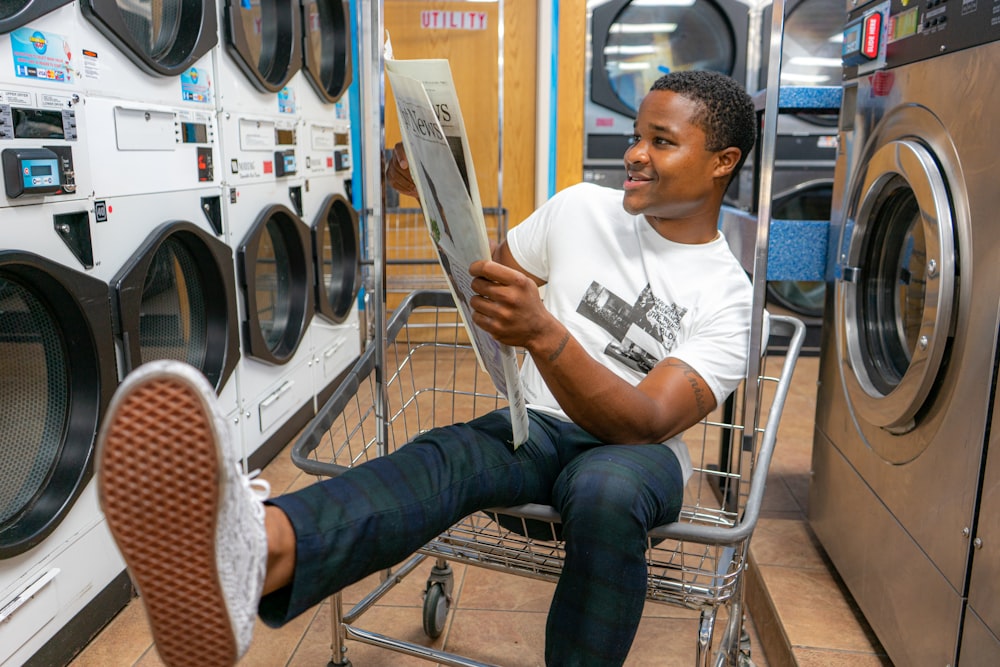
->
xmin=291 ymin=289 xmax=805 ymax=667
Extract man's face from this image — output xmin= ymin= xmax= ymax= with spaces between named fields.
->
xmin=621 ymin=89 xmax=728 ymax=221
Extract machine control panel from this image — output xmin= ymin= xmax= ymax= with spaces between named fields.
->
xmin=0 ymin=105 xmax=77 ymax=141
xmin=2 ymin=146 xmax=75 ymax=198
xmin=845 ymin=0 xmax=1000 ymax=75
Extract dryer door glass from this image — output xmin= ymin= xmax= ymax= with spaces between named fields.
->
xmin=0 ymin=278 xmax=68 ymax=529
xmin=226 ymin=0 xmax=301 ymax=92
xmin=303 ymin=0 xmax=352 ymax=103
xmin=256 ymin=219 xmax=294 ymax=351
xmin=115 ymin=0 xmax=182 ymax=61
xmin=82 ymin=0 xmax=217 ymax=75
xmin=138 ymin=237 xmax=208 ymax=370
xmin=839 ymin=139 xmax=955 ymax=433
xmin=0 ymin=0 xmax=71 ymax=34
xmin=315 ymin=196 xmax=359 ymax=323
xmin=783 ymin=0 xmax=844 ymax=126
xmin=603 ymin=1 xmax=734 ymax=113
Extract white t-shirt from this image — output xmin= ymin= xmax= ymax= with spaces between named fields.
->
xmin=506 ymin=182 xmax=754 ymax=483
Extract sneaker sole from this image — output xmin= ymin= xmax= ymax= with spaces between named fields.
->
xmin=97 ymin=368 xmax=238 ymax=667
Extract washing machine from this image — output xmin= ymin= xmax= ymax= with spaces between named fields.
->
xmin=582 ymin=0 xmax=752 ymax=188
xmin=963 ymin=366 xmax=1000 ymax=662
xmin=809 ymin=2 xmax=1000 ymax=664
xmin=1 ymin=9 xmax=126 ymax=659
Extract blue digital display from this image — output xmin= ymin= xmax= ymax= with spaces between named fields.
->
xmin=21 ymin=158 xmax=59 ymax=188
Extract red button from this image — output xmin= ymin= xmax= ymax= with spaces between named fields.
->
xmin=862 ymin=13 xmax=881 ymax=59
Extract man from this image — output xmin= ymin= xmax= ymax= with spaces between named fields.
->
xmin=97 ymin=70 xmax=757 ymax=667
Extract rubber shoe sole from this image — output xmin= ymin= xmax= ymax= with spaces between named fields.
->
xmin=97 ymin=364 xmax=239 ymax=667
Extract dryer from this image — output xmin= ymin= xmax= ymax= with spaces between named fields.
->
xmin=226 ymin=180 xmax=317 ymax=469
xmin=295 ymin=0 xmax=360 ymax=408
xmin=0 ymin=10 xmax=127 ymax=662
xmin=810 ymin=2 xmax=1000 ymax=664
xmin=582 ymin=0 xmax=752 ymax=188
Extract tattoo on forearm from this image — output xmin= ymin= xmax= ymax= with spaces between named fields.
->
xmin=668 ymin=359 xmax=709 ymax=414
xmin=548 ymin=332 xmax=570 ymax=362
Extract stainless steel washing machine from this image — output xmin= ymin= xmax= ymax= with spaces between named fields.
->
xmin=582 ymin=0 xmax=752 ymax=188
xmin=810 ymin=2 xmax=1000 ymax=664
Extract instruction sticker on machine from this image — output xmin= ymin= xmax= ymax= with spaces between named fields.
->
xmin=386 ymin=53 xmax=528 ymax=447
xmin=9 ymin=28 xmax=74 ymax=84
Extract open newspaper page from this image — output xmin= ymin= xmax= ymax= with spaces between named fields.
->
xmin=386 ymin=57 xmax=528 ymax=447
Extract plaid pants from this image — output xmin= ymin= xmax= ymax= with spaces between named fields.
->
xmin=260 ymin=408 xmax=683 ymax=666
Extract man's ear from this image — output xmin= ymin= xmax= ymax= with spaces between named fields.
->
xmin=714 ymin=147 xmax=742 ymax=178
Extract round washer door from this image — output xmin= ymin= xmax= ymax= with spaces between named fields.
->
xmin=837 ymin=139 xmax=955 ymax=446
xmin=238 ymin=204 xmax=314 ymax=363
xmin=0 ymin=251 xmax=117 ymax=558
xmin=81 ymin=0 xmax=218 ymax=76
xmin=312 ymin=193 xmax=359 ymax=323
xmin=224 ymin=0 xmax=302 ymax=93
xmin=590 ymin=0 xmax=747 ymax=118
xmin=0 ymin=0 xmax=71 ymax=33
xmin=112 ymin=221 xmax=240 ymax=392
xmin=301 ymin=0 xmax=352 ymax=103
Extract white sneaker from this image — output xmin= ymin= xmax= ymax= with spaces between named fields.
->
xmin=97 ymin=360 xmax=269 ymax=667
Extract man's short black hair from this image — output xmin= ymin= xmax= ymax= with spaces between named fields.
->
xmin=648 ymin=70 xmax=756 ymax=178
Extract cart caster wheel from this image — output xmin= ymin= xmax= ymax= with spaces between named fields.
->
xmin=423 ymin=582 xmax=451 ymax=639
xmin=327 ymin=660 xmax=352 ymax=667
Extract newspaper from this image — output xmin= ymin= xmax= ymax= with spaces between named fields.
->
xmin=386 ymin=53 xmax=528 ymax=447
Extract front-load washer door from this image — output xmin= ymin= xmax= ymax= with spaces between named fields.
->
xmin=0 ymin=251 xmax=116 ymax=558
xmin=224 ymin=0 xmax=302 ymax=93
xmin=81 ymin=0 xmax=218 ymax=76
xmin=238 ymin=204 xmax=314 ymax=363
xmin=0 ymin=0 xmax=71 ymax=33
xmin=301 ymin=0 xmax=352 ymax=103
xmin=590 ymin=0 xmax=748 ymax=119
xmin=112 ymin=221 xmax=240 ymax=392
xmin=312 ymin=193 xmax=359 ymax=324
xmin=836 ymin=138 xmax=955 ymax=456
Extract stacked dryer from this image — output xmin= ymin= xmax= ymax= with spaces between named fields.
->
xmin=296 ymin=0 xmax=362 ymax=410
xmin=214 ymin=0 xmax=316 ymax=468
xmin=582 ymin=0 xmax=752 ymax=188
xmin=0 ymin=2 xmax=115 ymax=664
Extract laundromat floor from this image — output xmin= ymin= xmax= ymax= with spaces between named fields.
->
xmin=68 ymin=355 xmax=891 ymax=667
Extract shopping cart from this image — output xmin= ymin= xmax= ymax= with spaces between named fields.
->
xmin=291 ymin=289 xmax=805 ymax=667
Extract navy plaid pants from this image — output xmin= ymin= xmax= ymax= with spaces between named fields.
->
xmin=260 ymin=408 xmax=684 ymax=666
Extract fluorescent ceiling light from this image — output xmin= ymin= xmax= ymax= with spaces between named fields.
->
xmin=617 ymin=62 xmax=652 ymax=71
xmin=780 ymin=72 xmax=831 ymax=84
xmin=610 ymin=22 xmax=678 ymax=33
xmin=604 ymin=45 xmax=658 ymax=56
xmin=787 ymin=56 xmax=843 ymax=68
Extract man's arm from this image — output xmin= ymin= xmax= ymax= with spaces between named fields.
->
xmin=468 ymin=258 xmax=716 ymax=444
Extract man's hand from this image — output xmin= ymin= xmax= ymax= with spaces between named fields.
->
xmin=468 ymin=259 xmax=556 ymax=351
xmin=385 ymin=142 xmax=418 ymax=199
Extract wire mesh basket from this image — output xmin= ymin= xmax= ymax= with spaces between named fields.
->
xmin=292 ymin=289 xmax=805 ymax=666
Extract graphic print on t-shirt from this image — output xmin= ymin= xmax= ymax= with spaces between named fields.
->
xmin=576 ymin=283 xmax=687 ymax=374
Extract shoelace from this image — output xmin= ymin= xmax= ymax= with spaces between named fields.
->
xmin=241 ymin=467 xmax=272 ymax=501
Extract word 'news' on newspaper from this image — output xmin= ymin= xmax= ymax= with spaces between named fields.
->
xmin=385 ymin=54 xmax=528 ymax=448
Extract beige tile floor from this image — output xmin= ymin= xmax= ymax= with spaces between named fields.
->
xmin=69 ymin=347 xmax=891 ymax=667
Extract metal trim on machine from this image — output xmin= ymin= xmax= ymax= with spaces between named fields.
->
xmin=837 ymin=137 xmax=955 ymax=439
